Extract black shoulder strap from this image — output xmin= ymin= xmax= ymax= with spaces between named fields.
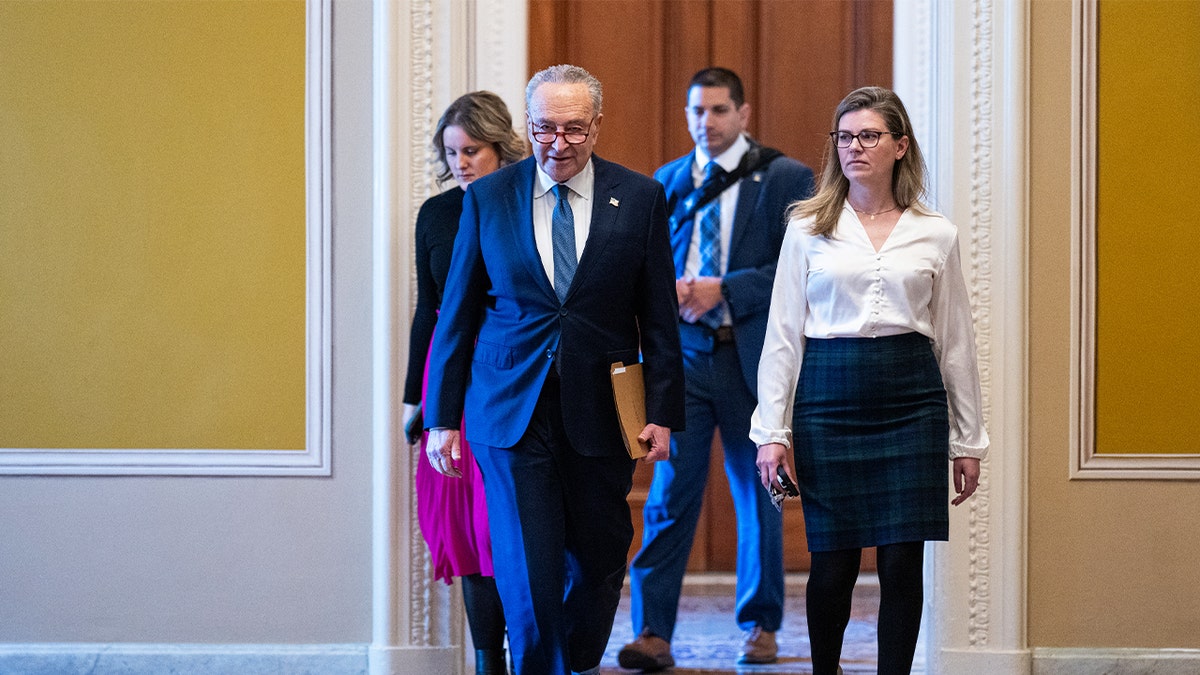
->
xmin=668 ymin=142 xmax=784 ymax=232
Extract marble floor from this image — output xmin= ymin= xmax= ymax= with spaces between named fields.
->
xmin=598 ymin=573 xmax=925 ymax=675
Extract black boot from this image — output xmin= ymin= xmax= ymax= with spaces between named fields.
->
xmin=475 ymin=648 xmax=508 ymax=675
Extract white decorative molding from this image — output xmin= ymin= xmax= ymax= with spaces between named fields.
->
xmin=473 ymin=0 xmax=530 ymax=120
xmin=893 ymin=0 xmax=934 ymax=179
xmin=0 ymin=643 xmax=367 ymax=675
xmin=371 ymin=0 xmax=450 ymax=671
xmin=0 ymin=0 xmax=332 ymax=477
xmin=902 ymin=0 xmax=1030 ymax=672
xmin=372 ymin=1 xmax=525 ymax=673
xmin=1033 ymin=648 xmax=1200 ymax=675
xmin=965 ymin=0 xmax=996 ymax=649
xmin=1068 ymin=0 xmax=1200 ymax=481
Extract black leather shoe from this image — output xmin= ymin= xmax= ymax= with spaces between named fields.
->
xmin=475 ymin=648 xmax=508 ymax=675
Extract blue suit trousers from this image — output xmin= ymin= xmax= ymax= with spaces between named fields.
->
xmin=628 ymin=340 xmax=785 ymax=639
xmin=473 ymin=374 xmax=636 ymax=675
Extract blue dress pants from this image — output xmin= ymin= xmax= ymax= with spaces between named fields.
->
xmin=628 ymin=340 xmax=785 ymax=640
xmin=472 ymin=374 xmax=636 ymax=675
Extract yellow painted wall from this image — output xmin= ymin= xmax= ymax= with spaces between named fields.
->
xmin=1029 ymin=0 xmax=1200 ymax=648
xmin=1095 ymin=0 xmax=1200 ymax=453
xmin=0 ymin=0 xmax=306 ymax=450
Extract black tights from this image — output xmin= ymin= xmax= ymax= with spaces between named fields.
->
xmin=461 ymin=573 xmax=506 ymax=650
xmin=807 ymin=542 xmax=925 ymax=675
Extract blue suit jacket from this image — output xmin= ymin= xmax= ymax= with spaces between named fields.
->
xmin=426 ymin=156 xmax=686 ymax=456
xmin=656 ymin=147 xmax=814 ymax=393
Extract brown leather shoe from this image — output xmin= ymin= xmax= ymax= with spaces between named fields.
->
xmin=617 ymin=629 xmax=675 ymax=672
xmin=738 ymin=625 xmax=778 ymax=664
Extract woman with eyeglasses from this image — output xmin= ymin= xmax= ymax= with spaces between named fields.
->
xmin=404 ymin=90 xmax=526 ymax=675
xmin=750 ymin=86 xmax=989 ymax=675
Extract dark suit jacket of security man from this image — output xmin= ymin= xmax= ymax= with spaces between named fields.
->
xmin=659 ymin=144 xmax=814 ymax=392
xmin=626 ymin=139 xmax=814 ymax=643
xmin=425 ymin=154 xmax=686 ymax=675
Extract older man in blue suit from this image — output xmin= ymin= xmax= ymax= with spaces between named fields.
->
xmin=620 ymin=67 xmax=815 ymax=671
xmin=424 ymin=64 xmax=685 ymax=675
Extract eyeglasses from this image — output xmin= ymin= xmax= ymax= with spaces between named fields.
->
xmin=530 ymin=118 xmax=595 ymax=145
xmin=829 ymin=129 xmax=901 ymax=148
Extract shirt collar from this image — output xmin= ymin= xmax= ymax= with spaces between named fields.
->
xmin=694 ymin=134 xmax=750 ymax=175
xmin=535 ymin=159 xmax=595 ymax=200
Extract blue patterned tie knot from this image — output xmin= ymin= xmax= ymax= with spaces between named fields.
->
xmin=552 ymin=184 xmax=577 ymax=303
xmin=703 ymin=159 xmax=723 ymax=185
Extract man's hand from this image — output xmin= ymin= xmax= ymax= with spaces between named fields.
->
xmin=425 ymin=428 xmax=463 ymax=478
xmin=676 ymin=277 xmax=693 ymax=307
xmin=637 ymin=423 xmax=673 ymax=463
xmin=677 ymin=275 xmax=724 ymax=324
xmin=952 ymin=457 xmax=981 ymax=506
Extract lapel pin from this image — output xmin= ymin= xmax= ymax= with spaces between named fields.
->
xmin=753 ymin=174 xmax=763 ymax=182
xmin=609 ymin=197 xmax=619 ymax=207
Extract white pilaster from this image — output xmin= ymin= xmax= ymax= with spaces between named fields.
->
xmin=370 ymin=2 xmax=527 ymax=673
xmin=896 ymin=1 xmax=1030 ymax=673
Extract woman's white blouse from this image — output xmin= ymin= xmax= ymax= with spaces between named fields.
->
xmin=749 ymin=203 xmax=990 ymax=459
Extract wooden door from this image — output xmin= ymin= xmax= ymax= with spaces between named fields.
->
xmin=530 ymin=0 xmax=892 ymax=572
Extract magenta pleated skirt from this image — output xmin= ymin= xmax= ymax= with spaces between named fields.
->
xmin=415 ymin=329 xmax=495 ymax=584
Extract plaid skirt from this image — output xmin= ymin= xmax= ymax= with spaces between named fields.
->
xmin=792 ymin=332 xmax=949 ymax=552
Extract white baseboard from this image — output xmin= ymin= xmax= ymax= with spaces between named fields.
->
xmin=1033 ymin=648 xmax=1200 ymax=675
xmin=937 ymin=647 xmax=1032 ymax=674
xmin=368 ymin=644 xmax=459 ymax=675
xmin=0 ymin=643 xmax=368 ymax=675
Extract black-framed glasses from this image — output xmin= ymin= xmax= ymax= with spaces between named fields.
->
xmin=829 ymin=129 xmax=901 ymax=148
xmin=530 ymin=118 xmax=595 ymax=145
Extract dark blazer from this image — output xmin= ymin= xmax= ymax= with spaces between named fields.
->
xmin=656 ymin=148 xmax=814 ymax=393
xmin=403 ymin=186 xmax=464 ymax=405
xmin=426 ymin=155 xmax=686 ymax=456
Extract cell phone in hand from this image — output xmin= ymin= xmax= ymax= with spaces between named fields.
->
xmin=759 ymin=467 xmax=800 ymax=513
xmin=776 ymin=470 xmax=800 ymax=498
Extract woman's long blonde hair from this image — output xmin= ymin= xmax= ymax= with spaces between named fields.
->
xmin=432 ymin=91 xmax=527 ymax=183
xmin=789 ymin=86 xmax=930 ymax=238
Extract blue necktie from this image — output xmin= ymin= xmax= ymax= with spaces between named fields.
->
xmin=552 ymin=184 xmax=576 ymax=303
xmin=696 ymin=162 xmax=724 ymax=328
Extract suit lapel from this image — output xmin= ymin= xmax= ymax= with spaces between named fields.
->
xmin=568 ymin=157 xmax=620 ymax=300
xmin=667 ymin=153 xmax=697 ymax=276
xmin=507 ymin=159 xmax=558 ymax=301
xmin=729 ymin=166 xmax=764 ymax=263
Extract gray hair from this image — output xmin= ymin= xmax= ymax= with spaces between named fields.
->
xmin=524 ymin=64 xmax=603 ymax=115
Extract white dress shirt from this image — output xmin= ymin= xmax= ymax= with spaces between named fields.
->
xmin=683 ymin=134 xmax=749 ymax=280
xmin=533 ymin=160 xmax=593 ymax=294
xmin=749 ymin=202 xmax=990 ymax=459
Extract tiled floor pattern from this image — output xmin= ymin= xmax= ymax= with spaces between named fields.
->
xmin=599 ymin=573 xmax=925 ymax=674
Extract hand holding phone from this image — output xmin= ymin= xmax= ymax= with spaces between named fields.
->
xmin=758 ymin=466 xmax=799 ymax=513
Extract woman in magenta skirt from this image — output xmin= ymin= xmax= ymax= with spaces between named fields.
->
xmin=404 ymin=91 xmax=526 ymax=675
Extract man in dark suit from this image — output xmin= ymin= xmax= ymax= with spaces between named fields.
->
xmin=424 ymin=64 xmax=686 ymax=675
xmin=619 ymin=67 xmax=815 ymax=671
